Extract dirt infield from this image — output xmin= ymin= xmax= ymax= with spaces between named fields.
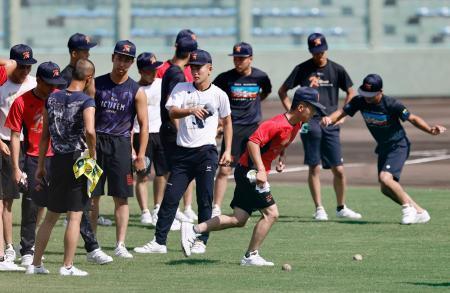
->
xmin=261 ymin=98 xmax=450 ymax=189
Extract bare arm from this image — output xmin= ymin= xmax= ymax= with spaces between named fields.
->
xmin=134 ymin=89 xmax=149 ymax=171
xmin=277 ymin=83 xmax=291 ymax=111
xmin=408 ymin=114 xmax=446 ymax=135
xmin=169 ymin=105 xmax=209 ymax=120
xmin=0 ymin=58 xmax=17 ymax=76
xmin=83 ymin=107 xmax=96 ymax=158
xmin=343 ymin=87 xmax=356 ymax=105
xmin=219 ymin=115 xmax=232 ymax=166
xmin=322 ymin=109 xmax=348 ymax=127
xmin=247 ymin=140 xmax=267 ymax=186
xmin=36 ymin=109 xmax=50 ymax=181
xmin=10 ymin=131 xmax=22 ymax=183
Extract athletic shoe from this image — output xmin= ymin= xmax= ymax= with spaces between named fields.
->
xmin=401 ymin=205 xmax=418 ymax=224
xmin=87 ymin=248 xmax=113 ymax=264
xmin=63 ymin=218 xmax=68 ymax=227
xmin=141 ymin=210 xmax=153 ymax=225
xmin=5 ymin=244 xmax=16 ymax=263
xmin=415 ymin=210 xmax=431 ymax=224
xmin=240 ymin=251 xmax=274 ymax=266
xmin=25 ymin=264 xmax=48 ymax=274
xmin=20 ymin=254 xmax=34 ymax=267
xmin=212 ymin=205 xmax=221 ymax=218
xmin=97 ymin=216 xmax=113 ymax=226
xmin=336 ymin=206 xmax=362 ymax=219
xmin=181 ymin=222 xmax=197 ymax=257
xmin=0 ymin=260 xmax=26 ymax=271
xmin=184 ymin=207 xmax=198 ymax=221
xmin=151 ymin=205 xmax=160 ymax=226
xmin=176 ymin=208 xmax=193 ymax=223
xmin=114 ymin=243 xmax=133 ymax=258
xmin=170 ymin=218 xmax=181 ymax=231
xmin=191 ymin=240 xmax=206 ymax=254
xmin=134 ymin=239 xmax=167 ymax=254
xmin=59 ymin=266 xmax=88 ymax=276
xmin=313 ymin=206 xmax=328 ymax=221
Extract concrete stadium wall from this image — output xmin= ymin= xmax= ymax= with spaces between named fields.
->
xmin=7 ymin=47 xmax=450 ymax=98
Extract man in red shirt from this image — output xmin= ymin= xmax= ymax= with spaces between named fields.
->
xmin=181 ymin=87 xmax=326 ymax=266
xmin=0 ymin=57 xmax=17 ymax=86
xmin=5 ymin=62 xmax=65 ymax=267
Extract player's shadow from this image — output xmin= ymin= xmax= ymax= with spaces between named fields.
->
xmin=404 ymin=282 xmax=450 ymax=287
xmin=276 ymin=215 xmax=386 ymax=225
xmin=166 ymin=259 xmax=220 ymax=266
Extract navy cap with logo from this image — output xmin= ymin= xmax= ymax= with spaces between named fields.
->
xmin=307 ymin=33 xmax=328 ymax=54
xmin=68 ymin=33 xmax=97 ymax=51
xmin=292 ymin=87 xmax=327 ymax=116
xmin=175 ymin=36 xmax=198 ymax=53
xmin=36 ymin=61 xmax=66 ymax=85
xmin=188 ymin=49 xmax=212 ymax=65
xmin=358 ymin=74 xmax=383 ymax=97
xmin=114 ymin=40 xmax=136 ymax=58
xmin=228 ymin=42 xmax=253 ymax=57
xmin=137 ymin=52 xmax=163 ymax=71
xmin=10 ymin=44 xmax=37 ymax=65
xmin=175 ymin=29 xmax=196 ymax=44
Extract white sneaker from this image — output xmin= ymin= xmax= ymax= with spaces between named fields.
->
xmin=212 ymin=205 xmax=221 ymax=218
xmin=313 ymin=206 xmax=328 ymax=221
xmin=184 ymin=207 xmax=198 ymax=221
xmin=151 ymin=205 xmax=160 ymax=226
xmin=25 ymin=264 xmax=48 ymax=274
xmin=170 ymin=218 xmax=181 ymax=231
xmin=134 ymin=239 xmax=167 ymax=254
xmin=181 ymin=222 xmax=197 ymax=257
xmin=336 ymin=206 xmax=362 ymax=219
xmin=63 ymin=218 xmax=68 ymax=227
xmin=191 ymin=240 xmax=206 ymax=254
xmin=20 ymin=254 xmax=34 ymax=267
xmin=59 ymin=265 xmax=88 ymax=276
xmin=141 ymin=210 xmax=153 ymax=225
xmin=5 ymin=244 xmax=16 ymax=263
xmin=401 ymin=205 xmax=418 ymax=224
xmin=240 ymin=250 xmax=274 ymax=266
xmin=114 ymin=243 xmax=133 ymax=258
xmin=87 ymin=248 xmax=113 ymax=264
xmin=176 ymin=208 xmax=193 ymax=223
xmin=0 ymin=260 xmax=26 ymax=271
xmin=415 ymin=210 xmax=431 ymax=224
xmin=97 ymin=216 xmax=113 ymax=226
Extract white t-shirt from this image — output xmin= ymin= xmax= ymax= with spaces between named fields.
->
xmin=0 ymin=75 xmax=37 ymax=140
xmin=133 ymin=78 xmax=162 ymax=133
xmin=166 ymin=82 xmax=231 ymax=148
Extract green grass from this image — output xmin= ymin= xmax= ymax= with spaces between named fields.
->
xmin=1 ymin=185 xmax=450 ymax=292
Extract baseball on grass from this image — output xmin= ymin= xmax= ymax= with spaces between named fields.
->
xmin=282 ymin=263 xmax=292 ymax=271
xmin=353 ymin=254 xmax=363 ymax=261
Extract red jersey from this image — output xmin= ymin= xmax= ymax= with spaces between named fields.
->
xmin=0 ymin=66 xmax=7 ymax=86
xmin=156 ymin=60 xmax=193 ymax=82
xmin=5 ymin=90 xmax=53 ymax=157
xmin=239 ymin=114 xmax=302 ymax=171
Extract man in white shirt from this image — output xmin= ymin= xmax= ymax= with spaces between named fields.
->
xmin=134 ymin=49 xmax=232 ymax=254
xmin=0 ymin=44 xmax=37 ymax=264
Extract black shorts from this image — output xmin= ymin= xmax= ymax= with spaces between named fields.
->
xmin=23 ymin=155 xmax=51 ymax=207
xmin=300 ymin=117 xmax=343 ymax=169
xmin=220 ymin=123 xmax=259 ymax=166
xmin=377 ymin=138 xmax=410 ymax=182
xmin=230 ymin=165 xmax=276 ymax=216
xmin=48 ymin=152 xmax=89 ymax=213
xmin=0 ymin=140 xmax=22 ymax=200
xmin=159 ymin=129 xmax=177 ymax=173
xmin=133 ymin=132 xmax=168 ymax=176
xmin=92 ymin=134 xmax=133 ymax=198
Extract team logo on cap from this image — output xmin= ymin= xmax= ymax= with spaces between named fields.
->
xmin=22 ymin=51 xmax=30 ymax=59
xmin=53 ymin=69 xmax=60 ymax=77
xmin=191 ymin=52 xmax=197 ymax=60
xmin=85 ymin=36 xmax=91 ymax=44
xmin=191 ymin=34 xmax=197 ymax=41
xmin=234 ymin=45 xmax=241 ymax=53
xmin=149 ymin=55 xmax=156 ymax=64
xmin=122 ymin=44 xmax=131 ymax=52
xmin=313 ymin=38 xmax=322 ymax=47
xmin=364 ymin=83 xmax=372 ymax=90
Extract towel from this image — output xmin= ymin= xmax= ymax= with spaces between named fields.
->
xmin=73 ymin=150 xmax=103 ymax=197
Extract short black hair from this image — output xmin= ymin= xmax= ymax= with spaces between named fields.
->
xmin=175 ymin=49 xmax=190 ymax=59
xmin=72 ymin=59 xmax=95 ymax=81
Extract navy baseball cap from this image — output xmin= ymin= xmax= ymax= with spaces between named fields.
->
xmin=292 ymin=87 xmax=326 ymax=116
xmin=188 ymin=49 xmax=212 ymax=65
xmin=36 ymin=61 xmax=66 ymax=85
xmin=114 ymin=40 xmax=136 ymax=58
xmin=358 ymin=74 xmax=383 ymax=97
xmin=175 ymin=36 xmax=198 ymax=53
xmin=137 ymin=52 xmax=163 ymax=71
xmin=10 ymin=44 xmax=37 ymax=65
xmin=68 ymin=33 xmax=97 ymax=51
xmin=175 ymin=29 xmax=196 ymax=44
xmin=308 ymin=33 xmax=328 ymax=54
xmin=228 ymin=42 xmax=253 ymax=57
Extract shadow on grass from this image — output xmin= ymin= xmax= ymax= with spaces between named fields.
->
xmin=165 ymin=259 xmax=220 ymax=266
xmin=277 ymin=215 xmax=389 ymax=225
xmin=405 ymin=282 xmax=450 ymax=287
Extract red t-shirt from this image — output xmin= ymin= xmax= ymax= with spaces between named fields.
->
xmin=5 ymin=90 xmax=53 ymax=157
xmin=156 ymin=60 xmax=193 ymax=82
xmin=0 ymin=66 xmax=7 ymax=86
xmin=239 ymin=114 xmax=302 ymax=171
